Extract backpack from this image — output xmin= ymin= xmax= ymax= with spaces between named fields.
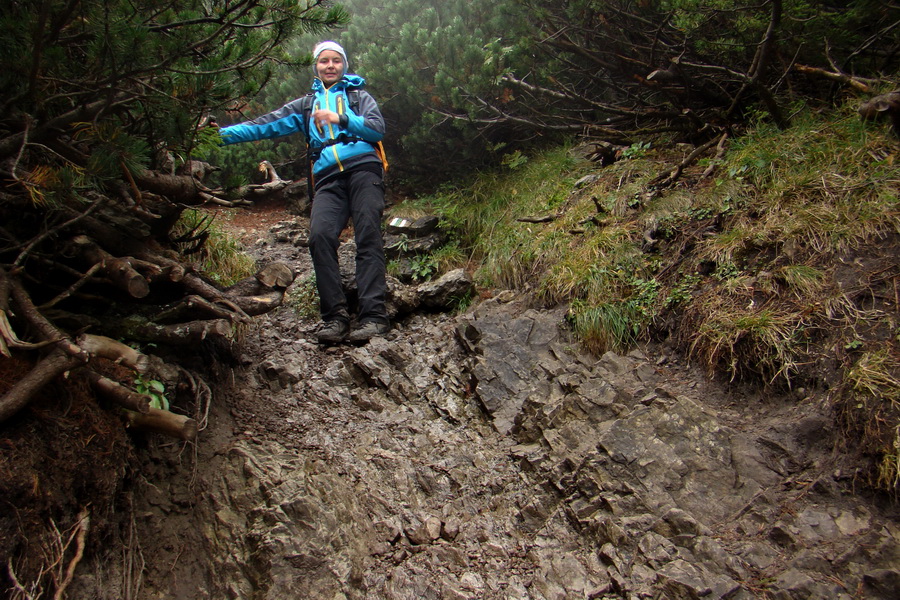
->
xmin=299 ymin=89 xmax=389 ymax=200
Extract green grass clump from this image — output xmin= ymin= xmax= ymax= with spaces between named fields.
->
xmin=287 ymin=275 xmax=320 ymax=320
xmin=173 ymin=209 xmax=256 ymax=286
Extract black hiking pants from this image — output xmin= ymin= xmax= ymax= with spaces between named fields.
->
xmin=308 ymin=168 xmax=388 ymax=325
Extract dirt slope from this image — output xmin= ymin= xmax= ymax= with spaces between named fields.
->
xmin=3 ymin=196 xmax=899 ymax=600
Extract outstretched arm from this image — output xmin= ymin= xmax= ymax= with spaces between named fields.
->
xmin=219 ymin=97 xmax=310 ymax=145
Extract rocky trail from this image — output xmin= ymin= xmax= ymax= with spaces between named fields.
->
xmin=111 ymin=200 xmax=899 ymax=600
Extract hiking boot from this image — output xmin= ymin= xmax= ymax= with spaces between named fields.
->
xmin=316 ymin=320 xmax=349 ymax=344
xmin=347 ymin=321 xmax=390 ymax=344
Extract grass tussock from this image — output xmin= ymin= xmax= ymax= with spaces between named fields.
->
xmin=393 ymin=102 xmax=900 ymax=490
xmin=173 ymin=209 xmax=256 ymax=286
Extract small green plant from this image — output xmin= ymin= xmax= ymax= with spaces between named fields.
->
xmin=687 ymin=206 xmax=715 ymax=221
xmin=387 ymin=259 xmax=403 ymax=278
xmin=135 ymin=375 xmax=169 ymax=411
xmin=502 ymin=150 xmax=529 ymax=170
xmin=622 ymin=141 xmax=651 ymax=159
xmin=666 ymin=274 xmax=701 ymax=307
xmin=287 ymin=275 xmax=319 ymax=319
xmin=410 ymin=254 xmax=438 ymax=281
xmin=448 ymin=291 xmax=475 ymax=314
xmin=713 ymin=262 xmax=741 ymax=282
xmin=387 ymin=235 xmax=410 ymax=254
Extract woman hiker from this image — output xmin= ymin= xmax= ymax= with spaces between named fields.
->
xmin=219 ymin=41 xmax=390 ymax=345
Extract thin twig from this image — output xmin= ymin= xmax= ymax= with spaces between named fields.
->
xmin=14 ymin=196 xmax=105 ymax=267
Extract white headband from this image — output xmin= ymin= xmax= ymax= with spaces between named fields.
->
xmin=313 ymin=41 xmax=349 ymax=73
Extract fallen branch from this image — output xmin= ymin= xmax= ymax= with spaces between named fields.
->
xmin=794 ymin=64 xmax=874 ymax=93
xmin=126 ymin=318 xmax=235 ymax=346
xmin=650 ymin=133 xmax=724 ymax=188
xmin=152 ymin=294 xmax=241 ymax=323
xmin=700 ymin=132 xmax=730 ymax=179
xmin=125 ymin=407 xmax=198 ymax=441
xmin=5 ymin=268 xmax=88 ymax=361
xmin=517 ymin=214 xmax=559 ymax=224
xmin=37 ymin=262 xmax=105 ymax=310
xmin=181 ymin=272 xmax=251 ymax=322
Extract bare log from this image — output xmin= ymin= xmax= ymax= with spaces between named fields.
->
xmin=75 ymin=333 xmax=149 ymax=372
xmin=0 ymin=349 xmax=83 ymax=423
xmin=125 ymin=407 xmax=198 ymax=441
xmin=127 ymin=318 xmax=234 ymax=345
xmin=181 ymin=272 xmax=251 ymax=321
xmin=232 ymin=291 xmax=286 ymax=316
xmin=133 ymin=169 xmax=207 ymax=204
xmin=83 ymin=371 xmax=150 ymax=414
xmin=70 ymin=235 xmax=150 ymax=298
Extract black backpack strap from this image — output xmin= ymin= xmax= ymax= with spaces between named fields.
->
xmin=347 ymin=89 xmax=360 ymax=113
xmin=299 ymin=93 xmax=315 ymax=201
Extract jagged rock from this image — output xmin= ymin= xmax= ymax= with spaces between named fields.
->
xmin=417 ymin=268 xmax=473 ymax=310
xmin=863 ymin=569 xmax=900 ymax=600
xmin=114 ymin=233 xmax=900 ymax=600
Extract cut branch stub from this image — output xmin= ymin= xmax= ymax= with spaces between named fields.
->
xmin=75 ymin=333 xmax=149 ymax=372
xmin=125 ymin=407 xmax=198 ymax=441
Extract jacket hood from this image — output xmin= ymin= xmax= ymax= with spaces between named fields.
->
xmin=313 ymin=74 xmax=366 ymax=93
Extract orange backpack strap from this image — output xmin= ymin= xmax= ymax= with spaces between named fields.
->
xmin=374 ymin=141 xmax=389 ymax=173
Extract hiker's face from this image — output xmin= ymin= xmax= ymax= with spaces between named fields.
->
xmin=317 ymin=51 xmax=344 ymax=86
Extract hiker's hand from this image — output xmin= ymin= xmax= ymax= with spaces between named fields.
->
xmin=313 ymin=109 xmax=339 ymax=129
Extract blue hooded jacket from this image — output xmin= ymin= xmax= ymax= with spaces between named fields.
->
xmin=219 ymin=74 xmax=385 ymax=185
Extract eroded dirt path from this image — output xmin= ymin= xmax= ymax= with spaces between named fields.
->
xmin=118 ymin=200 xmax=900 ymax=600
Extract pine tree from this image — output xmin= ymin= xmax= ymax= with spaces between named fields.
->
xmin=0 ymin=0 xmax=348 ymax=188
